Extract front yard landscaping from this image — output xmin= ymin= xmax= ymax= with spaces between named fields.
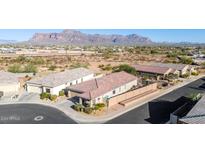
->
xmin=72 ymin=103 xmax=106 ymax=114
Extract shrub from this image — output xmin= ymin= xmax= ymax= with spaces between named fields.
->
xmin=72 ymin=104 xmax=84 ymax=112
xmin=181 ymin=73 xmax=190 ymax=78
xmin=84 ymin=107 xmax=93 ymax=114
xmin=98 ymin=64 xmax=104 ymax=68
xmin=49 ymin=95 xmax=57 ymax=101
xmin=8 ymin=64 xmax=23 ymax=73
xmin=70 ymin=62 xmax=89 ymax=69
xmin=40 ymin=92 xmax=51 ymax=99
xmin=16 ymin=55 xmax=26 ymax=63
xmin=59 ymin=90 xmax=65 ymax=96
xmin=161 ymin=82 xmax=168 ymax=87
xmin=112 ymin=64 xmax=137 ymax=76
xmin=188 ymin=93 xmax=202 ymax=102
xmin=191 ymin=71 xmax=199 ymax=76
xmin=179 ymin=56 xmax=193 ymax=64
xmin=94 ymin=103 xmax=106 ymax=110
xmin=31 ymin=57 xmax=45 ymax=65
xmin=24 ymin=63 xmax=37 ymax=73
xmin=48 ymin=65 xmax=57 ymax=71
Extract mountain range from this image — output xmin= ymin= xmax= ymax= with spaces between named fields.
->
xmin=28 ymin=29 xmax=153 ymax=45
xmin=0 ymin=39 xmax=16 ymax=44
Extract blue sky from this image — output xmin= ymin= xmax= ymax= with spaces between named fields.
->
xmin=0 ymin=29 xmax=205 ymax=43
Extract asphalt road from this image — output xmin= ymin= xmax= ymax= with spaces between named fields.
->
xmin=0 ymin=104 xmax=76 ymax=124
xmin=106 ymin=77 xmax=205 ymax=124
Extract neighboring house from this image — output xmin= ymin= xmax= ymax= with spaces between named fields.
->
xmin=178 ymin=95 xmax=205 ymax=124
xmin=0 ymin=71 xmax=20 ymax=96
xmin=150 ymin=63 xmax=191 ymax=76
xmin=133 ymin=64 xmax=179 ymax=80
xmin=26 ymin=68 xmax=94 ymax=95
xmin=67 ymin=71 xmax=138 ymax=107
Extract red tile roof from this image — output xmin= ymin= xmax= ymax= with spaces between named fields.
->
xmin=68 ymin=71 xmax=137 ymax=100
xmin=134 ymin=64 xmax=171 ymax=75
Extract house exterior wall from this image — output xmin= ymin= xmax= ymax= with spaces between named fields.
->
xmin=0 ymin=83 xmax=20 ymax=95
xmin=180 ymin=65 xmax=189 ymax=75
xmin=26 ymin=73 xmax=94 ymax=95
xmin=90 ymin=79 xmax=138 ymax=104
xmin=27 ymin=84 xmax=42 ymax=93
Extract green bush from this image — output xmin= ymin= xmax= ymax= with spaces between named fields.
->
xmin=16 ymin=55 xmax=26 ymax=63
xmin=8 ymin=64 xmax=23 ymax=73
xmin=181 ymin=73 xmax=190 ymax=78
xmin=179 ymin=56 xmax=193 ymax=64
xmin=48 ymin=65 xmax=57 ymax=71
xmin=94 ymin=103 xmax=106 ymax=110
xmin=98 ymin=64 xmax=104 ymax=68
xmin=72 ymin=104 xmax=84 ymax=112
xmin=188 ymin=93 xmax=202 ymax=101
xmin=40 ymin=92 xmax=51 ymax=99
xmin=24 ymin=63 xmax=37 ymax=73
xmin=31 ymin=57 xmax=45 ymax=65
xmin=191 ymin=71 xmax=199 ymax=76
xmin=84 ymin=107 xmax=93 ymax=114
xmin=49 ymin=95 xmax=57 ymax=101
xmin=112 ymin=64 xmax=137 ymax=76
xmin=59 ymin=90 xmax=65 ymax=96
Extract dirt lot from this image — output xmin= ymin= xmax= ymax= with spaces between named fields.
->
xmin=0 ymin=52 xmax=170 ymax=76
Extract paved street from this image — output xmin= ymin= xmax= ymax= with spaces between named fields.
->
xmin=106 ymin=77 xmax=205 ymax=124
xmin=0 ymin=104 xmax=76 ymax=124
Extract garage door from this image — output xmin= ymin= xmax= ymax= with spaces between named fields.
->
xmin=27 ymin=85 xmax=42 ymax=93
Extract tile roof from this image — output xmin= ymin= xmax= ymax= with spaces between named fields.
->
xmin=133 ymin=64 xmax=171 ymax=75
xmin=68 ymin=71 xmax=137 ymax=100
xmin=27 ymin=67 xmax=94 ymax=87
xmin=150 ymin=63 xmax=188 ymax=71
xmin=0 ymin=71 xmax=19 ymax=85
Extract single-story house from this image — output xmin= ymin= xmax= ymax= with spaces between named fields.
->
xmin=150 ymin=63 xmax=191 ymax=76
xmin=0 ymin=71 xmax=20 ymax=96
xmin=67 ymin=71 xmax=138 ymax=107
xmin=26 ymin=67 xmax=94 ymax=95
xmin=133 ymin=64 xmax=179 ymax=80
xmin=178 ymin=95 xmax=205 ymax=124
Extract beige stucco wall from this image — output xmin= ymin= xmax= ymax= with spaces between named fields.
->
xmin=92 ymin=79 xmax=138 ymax=104
xmin=26 ymin=73 xmax=95 ymax=95
xmin=0 ymin=83 xmax=20 ymax=95
xmin=108 ymin=83 xmax=157 ymax=107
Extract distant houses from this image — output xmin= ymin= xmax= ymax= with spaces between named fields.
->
xmin=133 ymin=63 xmax=197 ymax=79
xmin=150 ymin=63 xmax=192 ymax=76
xmin=0 ymin=71 xmax=20 ymax=97
xmin=67 ymin=71 xmax=138 ymax=107
xmin=133 ymin=64 xmax=179 ymax=80
xmin=26 ymin=68 xmax=94 ymax=95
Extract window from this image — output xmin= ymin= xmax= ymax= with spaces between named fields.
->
xmin=112 ymin=90 xmax=116 ymax=95
xmin=46 ymin=88 xmax=50 ymax=93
